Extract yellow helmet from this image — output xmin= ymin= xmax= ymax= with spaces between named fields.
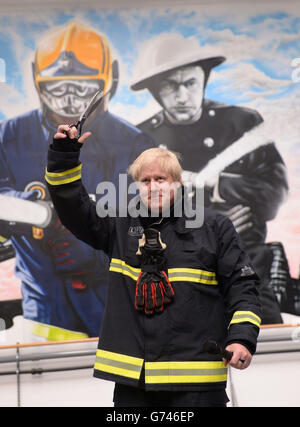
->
xmin=34 ymin=20 xmax=115 ymax=95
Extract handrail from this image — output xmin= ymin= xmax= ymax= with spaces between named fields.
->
xmin=260 ymin=323 xmax=300 ymax=329
xmin=0 ymin=337 xmax=98 ymax=350
xmin=0 ymin=323 xmax=300 ymax=351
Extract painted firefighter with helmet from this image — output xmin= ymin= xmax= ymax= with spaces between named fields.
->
xmin=0 ymin=21 xmax=154 ymax=340
xmin=131 ymin=33 xmax=295 ymax=324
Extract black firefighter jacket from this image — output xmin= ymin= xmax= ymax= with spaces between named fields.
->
xmin=46 ymin=141 xmax=262 ymax=392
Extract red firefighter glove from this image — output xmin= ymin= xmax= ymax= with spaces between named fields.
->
xmin=135 ymin=228 xmax=174 ymax=315
xmin=44 ymin=220 xmax=98 ymax=290
xmin=135 ymin=270 xmax=174 ymax=314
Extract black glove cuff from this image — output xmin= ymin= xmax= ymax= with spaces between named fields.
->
xmin=142 ymin=263 xmax=166 ymax=273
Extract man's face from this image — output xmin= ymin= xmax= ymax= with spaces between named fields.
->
xmin=156 ymin=65 xmax=205 ymax=124
xmin=138 ymin=163 xmax=180 ymax=215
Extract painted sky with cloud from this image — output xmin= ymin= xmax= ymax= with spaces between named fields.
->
xmin=0 ymin=3 xmax=299 ymax=275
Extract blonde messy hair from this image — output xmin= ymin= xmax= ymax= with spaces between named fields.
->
xmin=128 ymin=147 xmax=182 ymax=181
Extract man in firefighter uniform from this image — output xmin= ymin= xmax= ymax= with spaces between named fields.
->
xmin=0 ymin=21 xmax=154 ymax=340
xmin=45 ymin=126 xmax=261 ymax=407
xmin=130 ymin=34 xmax=289 ymax=324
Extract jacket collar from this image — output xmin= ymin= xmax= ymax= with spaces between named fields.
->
xmin=127 ymin=189 xmax=199 ymax=235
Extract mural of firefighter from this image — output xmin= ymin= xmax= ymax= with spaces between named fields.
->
xmin=131 ymin=33 xmax=298 ymax=324
xmin=0 ymin=7 xmax=300 ymax=344
xmin=0 ymin=20 xmax=154 ymax=341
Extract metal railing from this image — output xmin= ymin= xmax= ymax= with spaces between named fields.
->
xmin=1 ymin=324 xmax=300 ymax=407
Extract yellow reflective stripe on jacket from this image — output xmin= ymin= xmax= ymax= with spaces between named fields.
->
xmin=168 ymin=268 xmax=218 ymax=285
xmin=109 ymin=258 xmax=218 ymax=285
xmin=45 ymin=164 xmax=82 ymax=186
xmin=94 ymin=349 xmax=144 ymax=380
xmin=109 ymin=258 xmax=140 ymax=281
xmin=145 ymin=361 xmax=227 ymax=384
xmin=30 ymin=321 xmax=88 ymax=341
xmin=229 ymin=311 xmax=261 ymax=328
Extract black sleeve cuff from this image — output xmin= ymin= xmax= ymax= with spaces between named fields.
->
xmin=47 ymin=146 xmax=81 ymax=173
xmin=50 ymin=137 xmax=82 ymax=152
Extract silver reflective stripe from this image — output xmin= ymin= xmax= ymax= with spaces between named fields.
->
xmin=145 ymin=361 xmax=227 ymax=384
xmin=145 ymin=368 xmax=227 ymax=376
xmin=168 ymin=271 xmax=213 ymax=279
xmin=46 ymin=170 xmax=80 ymax=182
xmin=229 ymin=310 xmax=261 ymax=328
xmin=109 ymin=258 xmax=218 ymax=285
xmin=168 ymin=270 xmax=217 ymax=284
xmin=45 ymin=164 xmax=82 ymax=186
xmin=94 ymin=349 xmax=144 ymax=380
xmin=233 ymin=313 xmax=258 ymax=322
xmin=109 ymin=259 xmax=140 ymax=281
xmin=95 ymin=356 xmax=141 ymax=372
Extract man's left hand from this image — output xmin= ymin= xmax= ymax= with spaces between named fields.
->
xmin=223 ymin=343 xmax=252 ymax=370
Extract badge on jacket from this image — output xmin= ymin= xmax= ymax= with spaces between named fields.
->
xmin=241 ymin=265 xmax=255 ymax=277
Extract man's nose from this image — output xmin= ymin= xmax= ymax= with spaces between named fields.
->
xmin=175 ymin=84 xmax=188 ymax=102
xmin=149 ymin=180 xmax=160 ymax=191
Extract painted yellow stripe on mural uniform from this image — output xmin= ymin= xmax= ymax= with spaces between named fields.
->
xmin=45 ymin=164 xmax=82 ymax=185
xmin=229 ymin=310 xmax=261 ymax=328
xmin=31 ymin=321 xmax=88 ymax=341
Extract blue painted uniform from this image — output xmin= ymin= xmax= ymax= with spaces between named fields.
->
xmin=0 ymin=109 xmax=154 ymax=337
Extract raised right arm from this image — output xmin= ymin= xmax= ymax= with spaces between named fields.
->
xmin=45 ymin=125 xmax=113 ymax=254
